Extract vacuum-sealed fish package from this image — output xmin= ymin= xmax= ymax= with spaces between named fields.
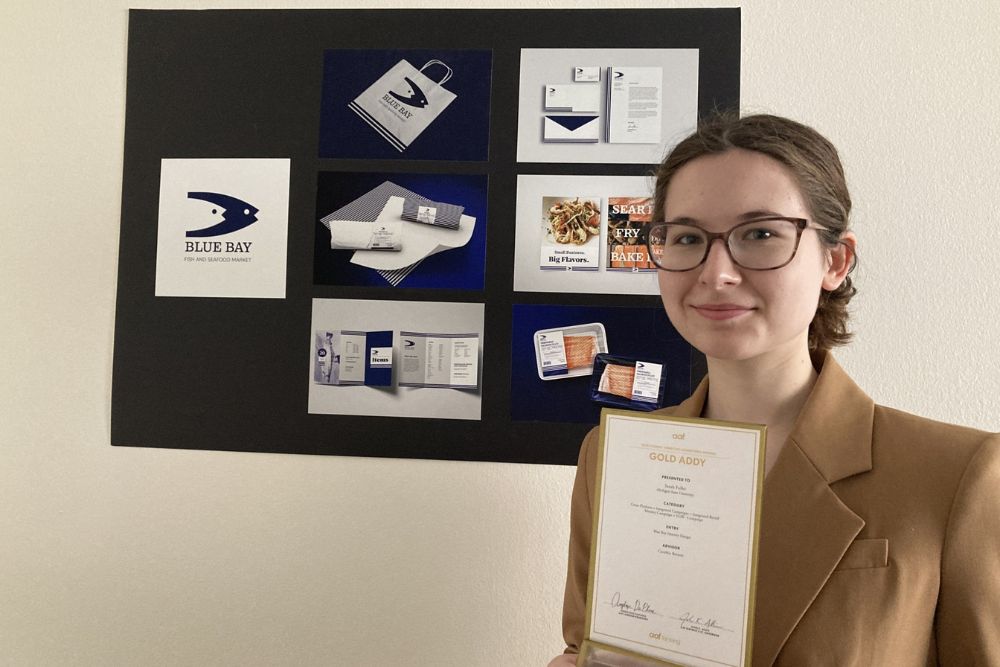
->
xmin=590 ymin=353 xmax=667 ymax=410
xmin=533 ymin=322 xmax=608 ymax=380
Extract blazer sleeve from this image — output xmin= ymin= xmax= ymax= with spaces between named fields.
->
xmin=560 ymin=427 xmax=599 ymax=654
xmin=936 ymin=432 xmax=1000 ymax=665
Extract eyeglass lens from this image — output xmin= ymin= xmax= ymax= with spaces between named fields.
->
xmin=648 ymin=219 xmax=802 ymax=271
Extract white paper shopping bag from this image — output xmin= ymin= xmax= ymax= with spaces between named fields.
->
xmin=348 ymin=59 xmax=457 ymax=152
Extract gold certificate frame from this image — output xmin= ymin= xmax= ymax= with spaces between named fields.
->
xmin=581 ymin=409 xmax=766 ymax=667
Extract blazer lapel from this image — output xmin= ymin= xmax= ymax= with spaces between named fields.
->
xmin=752 ymin=353 xmax=875 ymax=666
xmin=661 ymin=354 xmax=875 ymax=665
xmin=751 ymin=443 xmax=864 ymax=665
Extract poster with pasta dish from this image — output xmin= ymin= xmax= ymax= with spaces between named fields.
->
xmin=514 ymin=175 xmax=661 ymax=296
xmin=539 ymin=196 xmax=602 ymax=271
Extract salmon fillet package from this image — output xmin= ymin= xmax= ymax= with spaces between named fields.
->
xmin=590 ymin=353 xmax=667 ymax=410
xmin=533 ymin=322 xmax=608 ymax=380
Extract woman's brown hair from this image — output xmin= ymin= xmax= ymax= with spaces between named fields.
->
xmin=652 ymin=113 xmax=857 ymax=350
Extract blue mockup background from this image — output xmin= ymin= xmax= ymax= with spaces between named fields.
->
xmin=319 ymin=49 xmax=493 ymax=161
xmin=510 ymin=303 xmax=694 ymax=424
xmin=314 ymin=171 xmax=488 ymax=290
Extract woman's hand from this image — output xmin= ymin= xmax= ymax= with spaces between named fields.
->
xmin=546 ymin=653 xmax=577 ymax=667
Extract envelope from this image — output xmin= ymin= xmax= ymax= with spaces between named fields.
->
xmin=544 ymin=83 xmax=600 ymax=112
xmin=350 ymin=196 xmax=475 ymax=271
xmin=543 ymin=115 xmax=600 ymax=143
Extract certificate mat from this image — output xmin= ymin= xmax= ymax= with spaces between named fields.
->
xmin=583 ymin=410 xmax=765 ymax=667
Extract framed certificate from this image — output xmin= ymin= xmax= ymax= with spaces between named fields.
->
xmin=580 ymin=409 xmax=766 ymax=667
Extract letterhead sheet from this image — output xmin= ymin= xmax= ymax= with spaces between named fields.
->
xmin=606 ymin=67 xmax=663 ymax=144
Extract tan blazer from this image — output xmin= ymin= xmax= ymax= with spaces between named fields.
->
xmin=560 ymin=352 xmax=1000 ymax=665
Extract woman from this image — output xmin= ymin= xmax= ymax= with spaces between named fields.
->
xmin=549 ymin=114 xmax=999 ymax=666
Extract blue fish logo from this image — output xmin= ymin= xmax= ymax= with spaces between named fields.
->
xmin=185 ymin=192 xmax=259 ymax=238
xmin=389 ymin=77 xmax=429 ymax=108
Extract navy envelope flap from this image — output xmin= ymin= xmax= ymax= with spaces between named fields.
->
xmin=546 ymin=115 xmax=599 ymax=131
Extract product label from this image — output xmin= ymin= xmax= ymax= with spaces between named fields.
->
xmin=417 ymin=206 xmax=437 ymax=225
xmin=369 ymin=223 xmax=400 ymax=249
xmin=631 ymin=361 xmax=663 ymax=402
xmin=537 ymin=330 xmax=569 ymax=376
xmin=369 ymin=346 xmax=393 ymax=368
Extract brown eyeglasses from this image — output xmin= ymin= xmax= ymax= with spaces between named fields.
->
xmin=646 ymin=217 xmax=821 ymax=271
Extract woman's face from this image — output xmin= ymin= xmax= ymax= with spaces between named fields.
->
xmin=657 ymin=148 xmax=847 ymax=363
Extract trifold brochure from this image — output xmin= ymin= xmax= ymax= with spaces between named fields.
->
xmin=399 ymin=331 xmax=480 ymax=388
xmin=314 ymin=330 xmax=393 ymax=386
xmin=605 ymin=66 xmax=663 ymax=144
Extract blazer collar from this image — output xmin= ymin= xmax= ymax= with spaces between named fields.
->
xmin=787 ymin=351 xmax=874 ymax=483
xmin=670 ymin=352 xmax=875 ymax=666
xmin=669 ymin=351 xmax=874 ymax=482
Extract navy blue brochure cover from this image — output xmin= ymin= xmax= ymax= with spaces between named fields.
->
xmin=364 ymin=330 xmax=394 ymax=387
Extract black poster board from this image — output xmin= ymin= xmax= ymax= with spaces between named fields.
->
xmin=112 ymin=8 xmax=738 ymax=465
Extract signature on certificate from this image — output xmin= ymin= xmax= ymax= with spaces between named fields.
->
xmin=672 ymin=611 xmax=733 ymax=635
xmin=608 ymin=592 xmax=660 ymax=619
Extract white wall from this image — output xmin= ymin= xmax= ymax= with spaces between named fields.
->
xmin=2 ymin=1 xmax=997 ymax=665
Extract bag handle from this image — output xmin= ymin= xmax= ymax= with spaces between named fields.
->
xmin=419 ymin=60 xmax=453 ymax=86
